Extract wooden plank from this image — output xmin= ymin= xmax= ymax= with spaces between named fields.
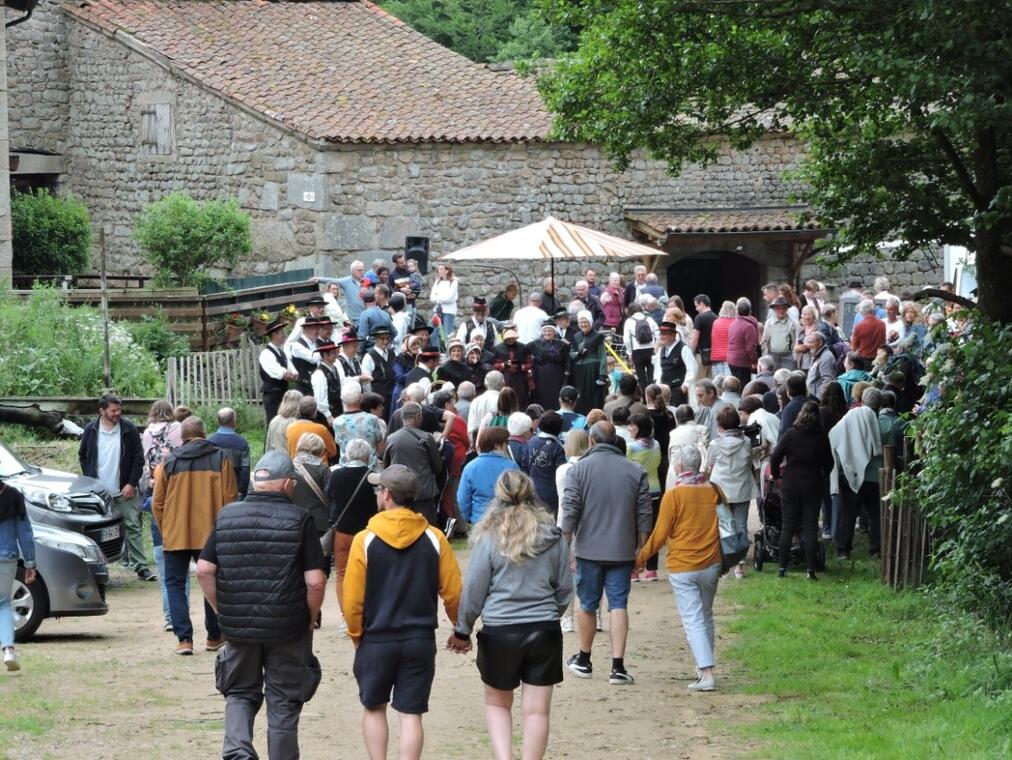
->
xmin=0 ymin=396 xmax=159 ymax=416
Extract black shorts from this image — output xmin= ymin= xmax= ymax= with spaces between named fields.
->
xmin=353 ymin=637 xmax=436 ymax=714
xmin=476 ymin=627 xmax=564 ymax=691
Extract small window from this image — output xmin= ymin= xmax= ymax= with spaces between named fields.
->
xmin=140 ymin=103 xmax=173 ymax=156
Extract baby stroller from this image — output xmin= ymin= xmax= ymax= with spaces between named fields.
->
xmin=752 ymin=474 xmax=826 ymax=572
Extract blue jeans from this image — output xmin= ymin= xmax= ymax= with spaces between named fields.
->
xmin=0 ymin=559 xmax=16 ymax=648
xmin=441 ymin=313 xmax=455 ymax=337
xmin=575 ymin=559 xmax=633 ymax=612
xmin=669 ymin=563 xmax=721 ymax=669
xmin=164 ymin=549 xmax=219 ymax=643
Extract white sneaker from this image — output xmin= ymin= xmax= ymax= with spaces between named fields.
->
xmin=560 ymin=614 xmax=574 ymax=633
xmin=688 ymin=675 xmax=716 ymax=692
xmin=3 ymin=647 xmax=20 ymax=672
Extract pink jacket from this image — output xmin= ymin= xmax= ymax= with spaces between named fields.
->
xmin=727 ymin=315 xmax=759 ymax=368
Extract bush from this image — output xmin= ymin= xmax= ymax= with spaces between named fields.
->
xmin=122 ymin=310 xmax=190 ymax=366
xmin=895 ymin=316 xmax=1012 ymax=637
xmin=0 ymin=287 xmax=165 ymax=397
xmin=134 ymin=193 xmax=252 ymax=288
xmin=11 ymin=189 xmax=92 ymax=276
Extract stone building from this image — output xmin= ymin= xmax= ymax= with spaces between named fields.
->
xmin=5 ymin=0 xmax=940 ymax=307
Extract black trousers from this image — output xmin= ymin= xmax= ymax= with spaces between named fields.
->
xmin=645 ymin=493 xmax=662 ymax=571
xmin=262 ymin=390 xmax=284 ymax=426
xmin=631 ymin=348 xmax=654 ymax=395
xmin=729 ymin=364 xmax=752 ymax=387
xmin=837 ymin=480 xmax=881 ymax=556
xmin=780 ymin=488 xmax=821 ymax=572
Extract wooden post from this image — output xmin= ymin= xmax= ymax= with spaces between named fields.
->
xmin=99 ymin=227 xmax=112 ymax=390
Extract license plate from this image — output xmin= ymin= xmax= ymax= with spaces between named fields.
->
xmin=99 ymin=525 xmax=121 ymax=542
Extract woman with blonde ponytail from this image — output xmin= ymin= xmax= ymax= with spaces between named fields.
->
xmin=447 ymin=470 xmax=573 ymax=760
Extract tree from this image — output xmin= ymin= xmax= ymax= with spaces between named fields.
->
xmin=383 ymin=0 xmax=572 ymax=63
xmin=539 ymin=0 xmax=1012 ymax=322
xmin=11 ymin=189 xmax=92 ymax=275
xmin=134 ymin=193 xmax=252 ymax=288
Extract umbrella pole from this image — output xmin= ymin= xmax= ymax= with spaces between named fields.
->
xmin=550 ymin=257 xmax=555 ymax=306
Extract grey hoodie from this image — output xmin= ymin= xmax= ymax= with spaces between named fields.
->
xmin=455 ymin=524 xmax=573 ymax=635
xmin=706 ymin=429 xmax=756 ymax=503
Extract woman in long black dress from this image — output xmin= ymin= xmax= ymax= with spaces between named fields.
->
xmin=569 ymin=310 xmax=607 ymax=414
xmin=530 ymin=321 xmax=570 ymax=411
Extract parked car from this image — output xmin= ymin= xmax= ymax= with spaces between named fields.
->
xmin=13 ymin=522 xmax=110 ymax=641
xmin=0 ymin=441 xmax=125 ymax=561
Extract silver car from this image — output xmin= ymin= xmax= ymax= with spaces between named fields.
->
xmin=14 ymin=522 xmax=110 ymax=641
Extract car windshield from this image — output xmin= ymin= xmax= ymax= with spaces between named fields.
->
xmin=0 ymin=443 xmax=30 ymax=477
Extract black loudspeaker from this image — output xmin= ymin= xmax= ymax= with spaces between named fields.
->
xmin=405 ymin=236 xmax=430 ymax=274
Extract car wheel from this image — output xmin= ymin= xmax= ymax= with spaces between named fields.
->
xmin=13 ymin=566 xmax=49 ymax=643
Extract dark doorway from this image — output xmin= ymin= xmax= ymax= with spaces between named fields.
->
xmin=665 ymin=251 xmax=762 ymax=318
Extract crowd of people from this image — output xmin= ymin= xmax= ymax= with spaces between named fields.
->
xmin=1 ymin=259 xmax=963 ymax=759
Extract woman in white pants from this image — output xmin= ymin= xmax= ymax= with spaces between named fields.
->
xmin=635 ymin=445 xmax=723 ymax=691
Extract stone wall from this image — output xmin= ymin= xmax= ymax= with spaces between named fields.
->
xmin=5 ymin=0 xmax=69 ymax=155
xmin=21 ymin=16 xmax=942 ymax=307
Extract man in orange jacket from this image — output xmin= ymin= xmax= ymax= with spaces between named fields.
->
xmin=153 ymin=416 xmax=238 ymax=656
xmin=343 ymin=465 xmax=463 ymax=760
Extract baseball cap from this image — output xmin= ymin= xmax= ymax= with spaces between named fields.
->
xmin=559 ymin=385 xmax=579 ymax=404
xmin=507 ymin=412 xmax=533 ymax=437
xmin=252 ymin=450 xmax=296 ymax=481
xmin=367 ymin=464 xmax=418 ymax=502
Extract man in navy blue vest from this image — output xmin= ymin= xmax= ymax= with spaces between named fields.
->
xmin=196 ymin=451 xmax=327 ymax=760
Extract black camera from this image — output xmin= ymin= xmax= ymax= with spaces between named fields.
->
xmin=742 ymin=422 xmax=763 ymax=448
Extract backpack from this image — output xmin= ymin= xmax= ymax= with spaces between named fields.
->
xmin=634 ymin=316 xmax=653 ymax=345
xmin=140 ymin=422 xmax=177 ymax=494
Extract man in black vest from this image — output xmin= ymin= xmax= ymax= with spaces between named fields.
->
xmin=655 ymin=320 xmax=698 ymax=406
xmin=311 ymin=341 xmax=342 ymax=427
xmin=196 ymin=451 xmax=327 ymax=760
xmin=362 ymin=326 xmax=396 ymax=418
xmin=291 ymin=317 xmax=322 ymax=396
xmin=259 ymin=320 xmax=297 ymax=425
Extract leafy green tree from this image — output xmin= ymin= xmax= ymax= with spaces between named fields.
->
xmin=540 ymin=0 xmax=1012 ymax=323
xmin=11 ymin=189 xmax=92 ymax=275
xmin=134 ymin=193 xmax=252 ymax=288
xmin=383 ymin=0 xmax=572 ymax=63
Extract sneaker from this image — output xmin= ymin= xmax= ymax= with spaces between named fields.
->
xmin=3 ymin=647 xmax=19 ymax=672
xmin=560 ymin=614 xmax=575 ymax=633
xmin=137 ymin=567 xmax=157 ymax=582
xmin=205 ymin=637 xmax=226 ymax=652
xmin=595 ymin=609 xmax=604 ymax=632
xmin=631 ymin=569 xmax=642 ymax=582
xmin=821 ymin=531 xmax=833 ymax=541
xmin=733 ymin=565 xmax=745 ymax=579
xmin=641 ymin=570 xmax=658 ymax=582
xmin=162 ymin=621 xmax=173 ymax=633
xmin=566 ymin=654 xmax=593 ymax=679
xmin=174 ymin=641 xmax=194 ymax=656
xmin=608 ymin=669 xmax=635 ymax=685
xmin=688 ymin=675 xmax=716 ymax=692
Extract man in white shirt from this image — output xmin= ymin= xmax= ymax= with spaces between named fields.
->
xmin=286 ymin=296 xmax=327 ymax=346
xmin=289 ymin=317 xmax=322 ymax=396
xmin=258 ymin=320 xmax=297 ymax=424
xmin=513 ymin=293 xmax=549 ymax=344
xmin=311 ymin=341 xmax=342 ymax=426
xmin=466 ymin=370 xmax=505 ymax=446
xmin=653 ymin=320 xmax=697 ymax=405
xmin=623 ymin=303 xmax=659 ymax=393
xmin=335 ymin=332 xmax=372 ymax=389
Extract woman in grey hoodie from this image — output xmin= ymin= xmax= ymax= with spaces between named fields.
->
xmin=706 ymin=405 xmax=758 ymax=578
xmin=449 ymin=470 xmax=573 ymax=760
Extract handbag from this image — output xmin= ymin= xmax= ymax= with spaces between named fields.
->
xmin=317 ymin=468 xmax=371 ymax=557
xmin=711 ymin=483 xmax=750 ymax=573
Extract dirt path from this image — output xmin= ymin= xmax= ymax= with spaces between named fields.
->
xmin=3 ymin=552 xmax=764 ymax=759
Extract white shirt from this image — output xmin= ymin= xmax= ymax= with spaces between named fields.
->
xmin=96 ymin=424 xmax=122 ymax=496
xmin=259 ymin=344 xmax=289 ymax=380
xmin=623 ymin=313 xmax=659 ymax=353
xmin=429 ymin=278 xmax=459 ymax=315
xmin=322 ymin=293 xmax=346 ymax=325
xmin=361 ymin=346 xmax=391 ymax=377
xmin=884 ymin=317 xmax=906 ymax=344
xmin=513 ymin=306 xmax=549 ymax=344
xmin=392 ymin=311 xmax=412 ymax=347
xmin=467 ymin=389 xmax=500 ymax=435
xmin=653 ymin=341 xmax=698 ymax=386
xmin=311 ymin=363 xmax=339 ymax=419
xmin=335 ymin=352 xmax=367 ymax=386
xmin=456 ymin=318 xmax=497 ymax=344
xmin=289 ymin=336 xmax=319 ymax=367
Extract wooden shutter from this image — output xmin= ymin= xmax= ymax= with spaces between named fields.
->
xmin=140 ymin=103 xmax=173 ymax=155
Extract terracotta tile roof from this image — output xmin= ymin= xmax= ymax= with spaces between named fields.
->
xmin=626 ymin=207 xmax=833 ymax=239
xmin=64 ymin=0 xmax=553 ymax=144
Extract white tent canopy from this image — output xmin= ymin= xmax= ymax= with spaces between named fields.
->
xmin=440 ymin=216 xmax=667 ymax=265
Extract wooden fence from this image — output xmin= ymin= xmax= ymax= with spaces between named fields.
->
xmin=166 ymin=340 xmax=261 ymax=409
xmin=12 ymin=278 xmax=320 ymax=351
xmin=880 ymin=443 xmax=930 ymax=590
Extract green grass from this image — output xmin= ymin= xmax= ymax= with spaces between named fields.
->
xmin=722 ymin=555 xmax=1012 ymax=759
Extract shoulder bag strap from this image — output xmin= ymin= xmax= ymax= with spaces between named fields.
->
xmin=294 ymin=462 xmax=328 ymax=509
xmin=328 ymin=469 xmax=372 ymax=531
